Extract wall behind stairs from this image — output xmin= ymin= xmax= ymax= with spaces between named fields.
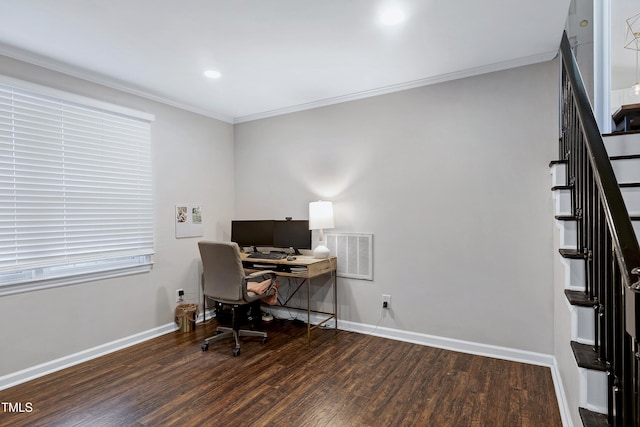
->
xmin=234 ymin=60 xmax=559 ymax=354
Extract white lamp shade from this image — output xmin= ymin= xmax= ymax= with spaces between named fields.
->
xmin=309 ymin=201 xmax=334 ymax=230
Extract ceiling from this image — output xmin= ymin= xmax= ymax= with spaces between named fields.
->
xmin=0 ymin=0 xmax=571 ymax=123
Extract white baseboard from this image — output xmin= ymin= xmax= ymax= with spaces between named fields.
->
xmin=265 ymin=306 xmax=552 ymax=366
xmin=550 ymin=357 xmax=574 ymax=427
xmin=0 ymin=323 xmax=175 ymax=391
xmin=338 ymin=319 xmax=555 ymax=367
xmin=0 ymin=309 xmax=213 ymax=392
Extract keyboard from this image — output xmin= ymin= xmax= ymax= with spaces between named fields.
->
xmin=246 ymin=252 xmax=286 ymax=260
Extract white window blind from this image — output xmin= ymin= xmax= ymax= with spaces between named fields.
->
xmin=0 ymin=78 xmax=154 ymax=295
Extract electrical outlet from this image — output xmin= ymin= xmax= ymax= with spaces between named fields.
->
xmin=382 ymin=294 xmax=391 ymax=309
xmin=176 ymin=288 xmax=184 ymax=302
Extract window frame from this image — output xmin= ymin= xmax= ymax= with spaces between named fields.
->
xmin=0 ymin=75 xmax=155 ymax=296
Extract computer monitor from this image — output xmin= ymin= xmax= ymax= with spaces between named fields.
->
xmin=273 ymin=220 xmax=311 ymax=254
xmin=231 ymin=220 xmax=274 ymax=248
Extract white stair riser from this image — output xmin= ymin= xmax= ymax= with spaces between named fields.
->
xmin=581 ymin=368 xmax=608 ymax=414
xmin=612 ymin=158 xmax=640 ymax=184
xmin=574 ymin=305 xmax=595 ymax=344
xmin=556 ymin=219 xmax=577 ymax=249
xmin=553 ymin=188 xmax=572 ymax=217
xmin=562 ymin=257 xmax=586 ymax=290
xmin=551 ymin=163 xmax=567 ymax=187
xmin=622 ymin=187 xmax=640 ymax=212
xmin=604 ymin=133 xmax=640 ymax=157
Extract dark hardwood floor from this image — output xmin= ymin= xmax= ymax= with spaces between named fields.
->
xmin=0 ymin=319 xmax=562 ymax=426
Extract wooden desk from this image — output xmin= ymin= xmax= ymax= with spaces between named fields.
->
xmin=241 ymin=254 xmax=337 ymax=345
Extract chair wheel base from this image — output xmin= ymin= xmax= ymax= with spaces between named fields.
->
xmin=233 ymin=348 xmax=240 ymax=356
xmin=201 ymin=343 xmax=209 ymax=351
xmin=261 ymin=337 xmax=267 ymax=344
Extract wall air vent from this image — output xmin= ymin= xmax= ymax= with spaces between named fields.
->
xmin=326 ymin=232 xmax=373 ymax=280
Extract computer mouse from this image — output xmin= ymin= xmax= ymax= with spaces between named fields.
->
xmin=287 ymin=256 xmax=296 ymax=261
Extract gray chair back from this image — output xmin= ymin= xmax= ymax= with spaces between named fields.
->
xmin=198 ymin=241 xmax=246 ymax=304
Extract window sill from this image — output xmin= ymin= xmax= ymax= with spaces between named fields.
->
xmin=0 ymin=263 xmax=153 ymax=297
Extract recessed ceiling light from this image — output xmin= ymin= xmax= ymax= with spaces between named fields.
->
xmin=379 ymin=6 xmax=406 ymax=26
xmin=203 ymin=69 xmax=222 ymax=79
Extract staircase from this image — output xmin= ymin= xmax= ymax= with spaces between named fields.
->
xmin=551 ymin=132 xmax=640 ymax=426
xmin=553 ymin=31 xmax=640 ymax=427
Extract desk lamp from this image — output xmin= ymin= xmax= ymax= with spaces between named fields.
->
xmin=309 ymin=200 xmax=334 ymax=259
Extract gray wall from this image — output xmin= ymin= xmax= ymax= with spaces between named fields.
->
xmin=0 ymin=56 xmax=235 ymax=376
xmin=234 ymin=60 xmax=559 ymax=353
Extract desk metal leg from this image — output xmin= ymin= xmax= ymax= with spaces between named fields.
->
xmin=333 ymin=270 xmax=337 ymax=331
xmin=306 ymin=272 xmax=338 ymax=346
xmin=307 ymin=277 xmax=311 ymax=346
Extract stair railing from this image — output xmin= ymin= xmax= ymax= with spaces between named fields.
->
xmin=559 ymin=31 xmax=640 ymax=426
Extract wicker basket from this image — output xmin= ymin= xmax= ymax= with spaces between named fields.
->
xmin=175 ymin=303 xmax=198 ymax=332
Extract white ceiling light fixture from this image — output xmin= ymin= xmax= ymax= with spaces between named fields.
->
xmin=203 ymin=69 xmax=222 ymax=79
xmin=378 ymin=5 xmax=406 ymax=26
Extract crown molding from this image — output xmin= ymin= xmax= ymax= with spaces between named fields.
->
xmin=0 ymin=43 xmax=234 ymax=124
xmin=0 ymin=42 xmax=557 ymax=126
xmin=233 ymin=50 xmax=558 ymax=124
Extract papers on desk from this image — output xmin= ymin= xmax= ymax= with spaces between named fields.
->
xmin=289 ymin=267 xmax=308 ymax=274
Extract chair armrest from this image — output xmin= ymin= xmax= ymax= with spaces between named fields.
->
xmin=243 ymin=271 xmax=277 ymax=303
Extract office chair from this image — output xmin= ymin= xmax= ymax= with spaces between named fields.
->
xmin=198 ymin=241 xmax=277 ymax=356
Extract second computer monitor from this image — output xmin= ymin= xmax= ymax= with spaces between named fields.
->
xmin=273 ymin=220 xmax=311 ymax=253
